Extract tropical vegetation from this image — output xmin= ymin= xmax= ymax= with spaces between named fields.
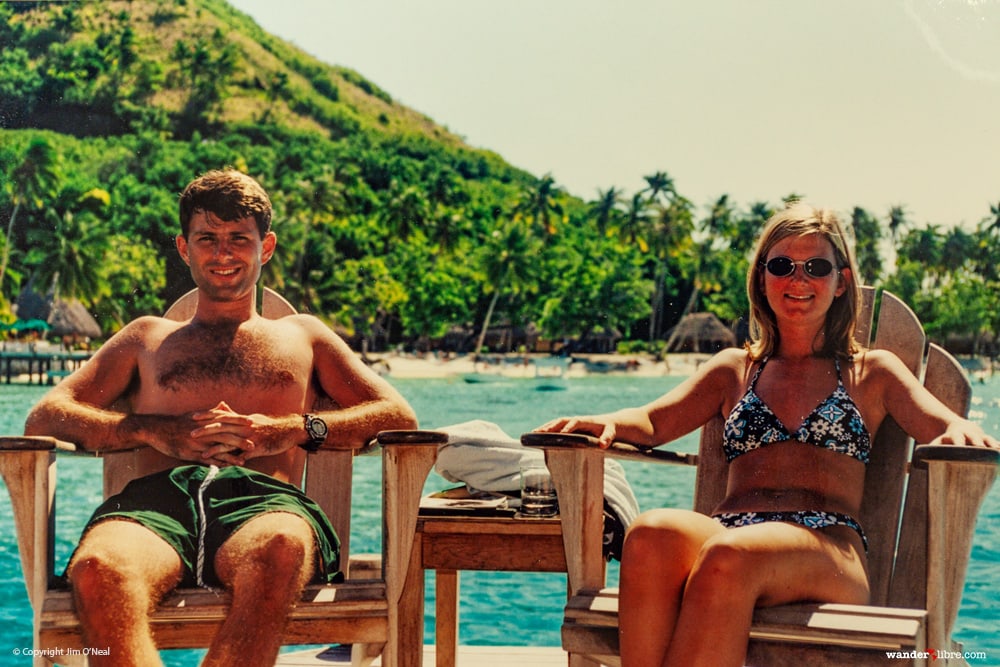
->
xmin=1 ymin=0 xmax=998 ymax=356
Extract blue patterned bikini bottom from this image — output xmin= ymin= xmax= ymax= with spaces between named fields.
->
xmin=713 ymin=510 xmax=868 ymax=552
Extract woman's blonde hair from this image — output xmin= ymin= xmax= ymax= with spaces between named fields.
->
xmin=746 ymin=203 xmax=862 ymax=360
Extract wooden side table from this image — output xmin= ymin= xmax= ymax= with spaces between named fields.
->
xmin=398 ymin=511 xmax=568 ymax=667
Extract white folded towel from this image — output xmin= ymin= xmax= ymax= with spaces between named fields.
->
xmin=435 ymin=419 xmax=639 ymax=528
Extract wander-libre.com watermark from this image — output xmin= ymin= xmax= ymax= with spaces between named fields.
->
xmin=885 ymin=648 xmax=989 ymax=662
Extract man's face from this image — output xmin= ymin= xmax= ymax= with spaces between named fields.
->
xmin=175 ymin=210 xmax=276 ymax=303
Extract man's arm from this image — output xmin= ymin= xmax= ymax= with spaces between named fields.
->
xmin=23 ymin=318 xmax=237 ymax=463
xmin=24 ymin=320 xmax=146 ymax=449
xmin=307 ymin=318 xmax=418 ymax=449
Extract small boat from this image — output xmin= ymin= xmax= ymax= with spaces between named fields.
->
xmin=533 ymin=357 xmax=569 ymax=391
xmin=462 ymin=371 xmax=509 ymax=384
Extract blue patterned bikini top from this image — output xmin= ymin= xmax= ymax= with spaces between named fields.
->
xmin=722 ymin=357 xmax=871 ymax=464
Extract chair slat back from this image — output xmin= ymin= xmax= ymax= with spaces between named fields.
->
xmin=100 ymin=287 xmax=356 ymax=567
xmin=888 ymin=343 xmax=971 ymax=613
xmin=860 ymin=291 xmax=926 ymax=604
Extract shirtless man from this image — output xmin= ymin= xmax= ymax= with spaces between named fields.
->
xmin=24 ymin=169 xmax=418 ymax=667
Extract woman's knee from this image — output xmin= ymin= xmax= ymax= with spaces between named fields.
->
xmin=684 ymin=533 xmax=785 ymax=605
xmin=689 ymin=535 xmax=755 ymax=585
xmin=623 ymin=510 xmax=719 ymax=567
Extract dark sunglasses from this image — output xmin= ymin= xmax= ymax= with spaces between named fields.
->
xmin=762 ymin=256 xmax=837 ymax=278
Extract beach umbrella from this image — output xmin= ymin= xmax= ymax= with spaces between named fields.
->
xmin=9 ymin=319 xmax=52 ymax=333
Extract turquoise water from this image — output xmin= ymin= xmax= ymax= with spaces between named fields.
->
xmin=1 ymin=373 xmax=998 ymax=665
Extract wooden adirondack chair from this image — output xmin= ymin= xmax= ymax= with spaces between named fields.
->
xmin=522 ymin=289 xmax=998 ymax=667
xmin=0 ymin=287 xmax=447 ymax=667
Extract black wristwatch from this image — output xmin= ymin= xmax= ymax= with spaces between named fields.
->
xmin=300 ymin=413 xmax=328 ymax=452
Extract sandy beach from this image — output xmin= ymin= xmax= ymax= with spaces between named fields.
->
xmin=366 ymin=352 xmax=711 ymax=380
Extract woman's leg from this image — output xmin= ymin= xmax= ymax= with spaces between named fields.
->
xmin=662 ymin=522 xmax=869 ymax=667
xmin=619 ymin=509 xmax=725 ymax=667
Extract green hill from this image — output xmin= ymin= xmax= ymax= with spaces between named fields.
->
xmin=2 ymin=0 xmax=482 ymax=147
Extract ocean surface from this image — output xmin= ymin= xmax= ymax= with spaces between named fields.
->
xmin=1 ymin=372 xmax=998 ymax=665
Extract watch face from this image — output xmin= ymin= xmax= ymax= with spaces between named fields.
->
xmin=308 ymin=416 xmax=328 ymax=438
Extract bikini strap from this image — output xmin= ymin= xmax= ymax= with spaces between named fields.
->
xmin=748 ymin=356 xmax=768 ymax=390
xmin=834 ymin=358 xmax=844 ymax=385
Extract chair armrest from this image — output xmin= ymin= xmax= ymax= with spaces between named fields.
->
xmin=520 ymin=431 xmax=697 ymax=466
xmin=376 ymin=429 xmax=449 ymax=446
xmin=912 ymin=444 xmax=999 ymax=469
xmin=0 ymin=435 xmax=77 ymax=452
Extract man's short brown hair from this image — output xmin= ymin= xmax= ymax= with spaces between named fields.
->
xmin=178 ymin=169 xmax=272 ymax=239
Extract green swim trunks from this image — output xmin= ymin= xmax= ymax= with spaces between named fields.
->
xmin=76 ymin=464 xmax=341 ymax=588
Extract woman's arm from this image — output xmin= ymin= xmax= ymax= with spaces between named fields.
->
xmin=866 ymin=349 xmax=998 ymax=448
xmin=535 ymin=348 xmax=746 ymax=448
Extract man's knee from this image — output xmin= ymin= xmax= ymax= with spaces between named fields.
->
xmin=68 ymin=523 xmax=182 ymax=607
xmin=68 ymin=549 xmax=130 ymax=604
xmin=218 ymin=514 xmax=315 ymax=587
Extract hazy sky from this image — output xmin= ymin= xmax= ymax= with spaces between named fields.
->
xmin=227 ymin=0 xmax=1000 ymax=230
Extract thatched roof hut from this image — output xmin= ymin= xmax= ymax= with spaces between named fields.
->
xmin=47 ymin=299 xmax=102 ymax=339
xmin=15 ymin=289 xmax=102 ymax=339
xmin=665 ymin=312 xmax=736 ymax=353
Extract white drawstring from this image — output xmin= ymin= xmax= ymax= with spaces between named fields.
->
xmin=195 ymin=465 xmax=221 ymax=589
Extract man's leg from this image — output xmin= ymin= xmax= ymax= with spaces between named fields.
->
xmin=203 ymin=512 xmax=316 ymax=667
xmin=67 ymin=520 xmax=183 ymax=667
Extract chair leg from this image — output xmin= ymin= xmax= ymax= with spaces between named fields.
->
xmin=351 ymin=642 xmax=384 ymax=667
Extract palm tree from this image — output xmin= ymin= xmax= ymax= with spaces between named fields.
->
xmin=887 ymin=205 xmax=908 ymax=242
xmin=618 ymin=192 xmax=653 ymax=251
xmin=589 ymin=187 xmax=624 ymax=236
xmin=898 ymin=224 xmax=943 ymax=283
xmin=704 ymin=194 xmax=734 ymax=240
xmin=642 ymin=171 xmax=675 ymax=205
xmin=378 ymin=182 xmax=430 ymax=252
xmin=473 ymin=220 xmax=539 ymax=359
xmin=850 ymin=206 xmax=882 ymax=284
xmin=287 ymin=167 xmax=348 ymax=304
xmin=988 ymin=201 xmax=1000 ymax=236
xmin=2 ymin=137 xmax=60 ymax=294
xmin=734 ymin=201 xmax=773 ymax=256
xmin=515 ymin=174 xmax=563 ymax=236
xmin=27 ymin=188 xmax=111 ymax=305
xmin=648 ymin=196 xmax=695 ymax=342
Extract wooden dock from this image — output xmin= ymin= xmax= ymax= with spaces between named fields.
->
xmin=276 ymin=644 xmax=566 ymax=666
xmin=0 ymin=348 xmax=92 ymax=384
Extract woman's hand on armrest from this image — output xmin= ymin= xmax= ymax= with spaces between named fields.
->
xmin=534 ymin=407 xmax=655 ymax=448
xmin=929 ymin=419 xmax=999 ymax=449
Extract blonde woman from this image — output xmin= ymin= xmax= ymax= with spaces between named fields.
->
xmin=536 ymin=203 xmax=997 ymax=667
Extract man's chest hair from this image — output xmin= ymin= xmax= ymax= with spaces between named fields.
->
xmin=154 ymin=320 xmax=302 ymax=392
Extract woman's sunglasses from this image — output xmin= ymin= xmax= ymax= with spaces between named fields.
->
xmin=762 ymin=256 xmax=837 ymax=278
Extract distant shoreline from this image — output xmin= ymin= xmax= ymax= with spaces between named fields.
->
xmin=366 ymin=351 xmax=712 ymax=380
xmin=368 ymin=350 xmax=997 ymax=384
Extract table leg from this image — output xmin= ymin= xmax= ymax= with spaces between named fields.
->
xmin=435 ymin=570 xmax=459 ymax=667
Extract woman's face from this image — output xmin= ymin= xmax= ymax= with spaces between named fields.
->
xmin=761 ymin=233 xmax=850 ymax=327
